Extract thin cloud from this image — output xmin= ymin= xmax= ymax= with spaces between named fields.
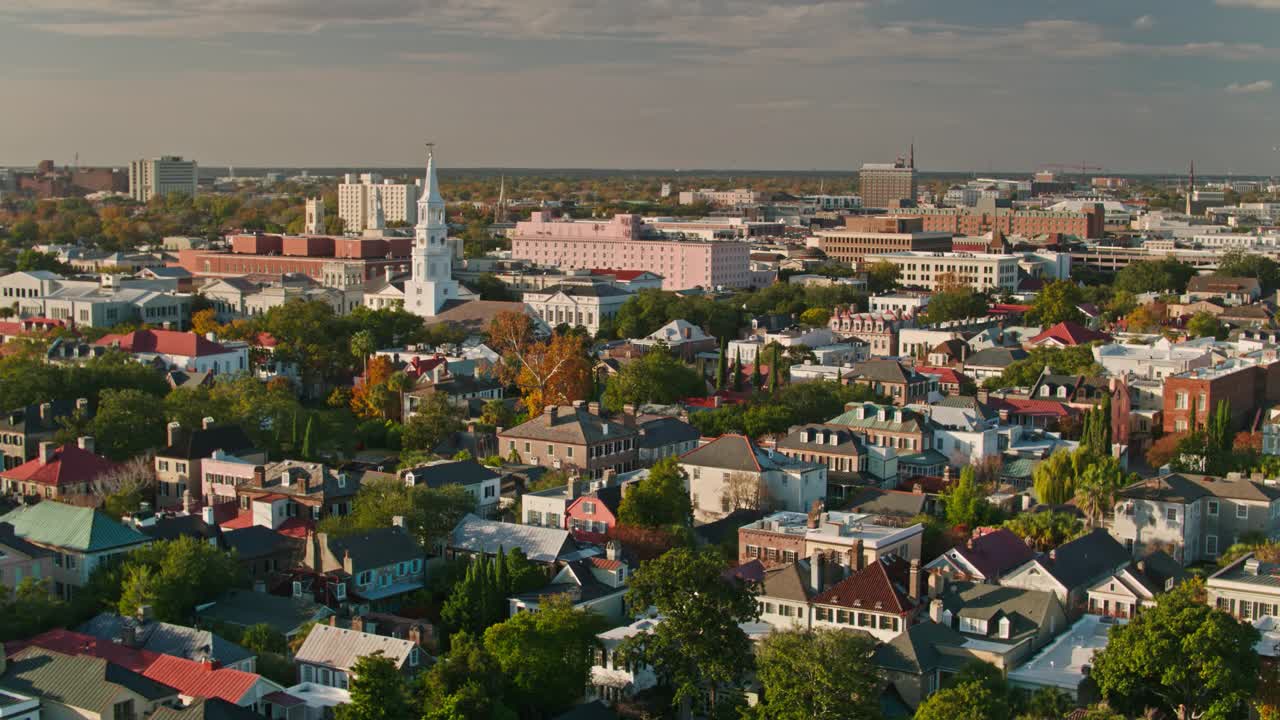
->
xmin=1216 ymin=0 xmax=1280 ymax=8
xmin=1133 ymin=15 xmax=1155 ymax=30
xmin=1225 ymin=80 xmax=1274 ymax=94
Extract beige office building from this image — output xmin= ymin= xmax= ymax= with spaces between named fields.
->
xmin=877 ymin=251 xmax=1020 ymax=293
xmin=859 ymin=162 xmax=917 ymax=209
xmin=338 ymin=173 xmax=419 ymax=233
xmin=129 ymin=156 xmax=197 ymax=202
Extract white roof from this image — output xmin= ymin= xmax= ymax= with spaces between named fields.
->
xmin=449 ymin=513 xmax=571 ymax=563
xmin=294 ymin=624 xmax=416 ymax=672
xmin=1008 ymin=614 xmax=1120 ymax=691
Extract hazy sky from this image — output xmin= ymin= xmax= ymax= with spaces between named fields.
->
xmin=3 ymin=0 xmax=1279 ymax=174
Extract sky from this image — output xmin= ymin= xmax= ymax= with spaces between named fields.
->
xmin=2 ymin=0 xmax=1279 ymax=174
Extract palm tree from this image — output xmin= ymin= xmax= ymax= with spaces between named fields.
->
xmin=386 ymin=370 xmax=415 ymax=422
xmin=350 ymin=329 xmax=376 ymax=377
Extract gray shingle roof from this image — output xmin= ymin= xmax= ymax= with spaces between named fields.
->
xmin=322 ymin=527 xmax=421 ymax=569
xmin=402 ymin=459 xmax=500 ymax=489
xmin=940 ymin=581 xmax=1058 ymax=644
xmin=77 ymin=614 xmax=255 ymax=668
xmin=760 ymin=561 xmax=818 ymax=603
xmin=295 ymin=623 xmax=416 ymax=672
xmin=0 ymin=647 xmax=177 ymax=713
xmin=500 ymin=406 xmax=637 ymax=445
xmin=1036 ymin=528 xmax=1130 ymax=589
xmin=637 ymin=416 xmax=700 ymax=450
xmin=964 ymin=347 xmax=1028 ymax=368
xmin=845 ymin=488 xmax=927 ymax=518
xmin=874 ymin=620 xmax=968 ymax=674
xmin=196 ymin=589 xmax=333 ymax=636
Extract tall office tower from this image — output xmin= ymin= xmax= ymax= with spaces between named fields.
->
xmin=401 ymin=146 xmax=459 ymax=317
xmin=304 ymin=197 xmax=325 ymax=234
xmin=859 ymin=148 xmax=917 ymax=210
xmin=128 ymin=156 xmax=197 ymax=202
xmin=337 ymin=173 xmax=419 ymax=233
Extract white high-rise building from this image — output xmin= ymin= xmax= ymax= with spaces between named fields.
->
xmin=402 ymin=147 xmax=458 ymax=317
xmin=129 ymin=156 xmax=197 ymax=202
xmin=337 ymin=173 xmax=418 ymax=233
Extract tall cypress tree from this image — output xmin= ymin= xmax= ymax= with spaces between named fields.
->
xmin=751 ymin=355 xmax=764 ymax=390
xmin=300 ymin=416 xmax=315 ymax=460
xmin=732 ymin=349 xmax=744 ymax=392
xmin=768 ymin=346 xmax=781 ymax=393
xmin=716 ymin=337 xmax=728 ymax=390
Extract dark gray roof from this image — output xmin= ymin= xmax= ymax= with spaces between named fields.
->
xmin=940 ymin=581 xmax=1058 ymax=644
xmin=847 ymin=359 xmax=925 ymax=385
xmin=323 ymin=527 xmax=421 ymax=570
xmin=776 ymin=424 xmax=864 ymax=457
xmin=692 ymin=509 xmax=767 ymax=546
xmin=158 ymin=424 xmax=255 ymax=460
xmin=77 ymin=614 xmax=255 ymax=668
xmin=1131 ymin=550 xmax=1188 ymax=594
xmin=874 ymin=620 xmax=969 ymax=674
xmin=196 ymin=589 xmax=333 ymax=635
xmin=964 ymin=347 xmax=1028 ymax=368
xmin=845 ymin=488 xmax=927 ymax=518
xmin=1037 ymin=528 xmax=1130 ymax=589
xmin=553 ymin=700 xmax=619 ymax=720
xmin=402 ymin=459 xmax=500 ymax=489
xmin=637 ymin=416 xmax=700 ymax=450
xmin=222 ymin=525 xmax=297 ymax=560
xmin=140 ymin=515 xmax=222 ymax=544
xmin=152 ymin=698 xmax=265 ymax=720
xmin=760 ymin=561 xmax=818 ymax=603
xmin=680 ymin=435 xmax=766 ymax=472
xmin=0 ymin=400 xmax=77 ymax=434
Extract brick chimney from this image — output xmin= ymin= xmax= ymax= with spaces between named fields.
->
xmin=810 ymin=552 xmax=825 ymax=593
xmin=909 ymin=558 xmax=921 ymax=603
xmin=546 ymin=405 xmax=559 ymax=422
xmin=166 ymin=421 xmax=182 ymax=448
xmin=350 ymin=615 xmax=365 ymax=633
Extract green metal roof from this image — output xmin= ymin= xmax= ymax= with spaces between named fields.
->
xmin=1000 ymin=457 xmax=1041 ymax=479
xmin=1 ymin=502 xmax=150 ymax=553
xmin=898 ymin=449 xmax=948 ymax=467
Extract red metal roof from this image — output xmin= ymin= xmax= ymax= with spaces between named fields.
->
xmin=12 ymin=629 xmax=260 ymax=704
xmin=0 ymin=443 xmax=114 ymax=487
xmin=1027 ymin=321 xmax=1111 ymax=347
xmin=220 ymin=510 xmax=313 ymax=539
xmin=987 ymin=397 xmax=1076 ymax=418
xmin=914 ymin=365 xmax=966 ymax=385
xmin=812 ymin=556 xmax=916 ymax=614
xmin=95 ymin=329 xmax=230 ymax=357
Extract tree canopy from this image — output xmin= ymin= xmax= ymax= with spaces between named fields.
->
xmin=750 ymin=627 xmax=882 ymax=720
xmin=602 ymin=344 xmax=706 ymax=410
xmin=617 ymin=456 xmax=693 ymax=528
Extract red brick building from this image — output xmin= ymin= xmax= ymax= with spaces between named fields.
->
xmin=900 ymin=203 xmax=1104 ymax=239
xmin=1162 ymin=356 xmax=1280 ymax=433
xmin=177 ymin=233 xmax=413 ymax=283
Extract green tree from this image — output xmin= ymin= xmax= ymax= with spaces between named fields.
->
xmin=386 ymin=370 xmax=415 ymax=421
xmin=479 ymin=399 xmax=515 ymax=429
xmin=1091 ymin=579 xmax=1260 ymax=719
xmin=420 ymin=632 xmax=517 ymax=720
xmin=913 ymin=679 xmax=1009 ymax=720
xmin=1187 ymin=311 xmax=1221 ymax=339
xmin=91 ymin=388 xmax=166 ymax=460
xmin=350 ymin=329 xmax=376 ymax=377
xmin=401 ymin=393 xmax=464 ymax=452
xmin=1002 ymin=511 xmax=1084 ymax=551
xmin=1216 ymin=247 xmax=1280 ymax=292
xmin=716 ymin=337 xmax=729 ymax=390
xmin=799 ymin=307 xmax=831 ymax=327
xmin=334 ymin=652 xmax=411 ymax=720
xmin=1114 ymin=258 xmax=1197 ymax=294
xmin=732 ymin=349 xmax=744 ymax=392
xmin=941 ymin=466 xmax=992 ymax=530
xmin=1207 ymin=399 xmax=1234 ymax=454
xmin=602 ymin=344 xmax=706 ymax=411
xmin=300 ymin=415 xmax=316 ymax=460
xmin=751 ymin=627 xmax=882 ymax=720
xmin=622 ymin=547 xmax=759 ymax=713
xmin=1021 ymin=687 xmax=1073 ymax=719
xmin=115 ymin=537 xmax=245 ymax=622
xmin=1032 ymin=447 xmax=1091 ymax=506
xmin=1029 ymin=279 xmax=1085 ymax=328
xmin=750 ymin=357 xmax=764 ymax=390
xmin=921 ymin=289 xmax=989 ymax=325
xmin=865 ymin=260 xmax=900 ymax=294
xmin=1074 ymin=455 xmax=1127 ymax=528
xmin=482 ymin=595 xmax=606 ymax=717
xmin=617 ymin=456 xmax=693 ymax=528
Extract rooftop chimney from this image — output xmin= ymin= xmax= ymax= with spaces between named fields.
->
xmin=566 ymin=475 xmax=579 ymax=501
xmin=546 ymin=406 xmax=559 ymax=422
xmin=167 ymin=421 xmax=182 ymax=448
xmin=929 ymin=597 xmax=944 ymax=624
xmin=202 ymin=416 xmax=215 ymax=430
xmin=810 ymin=551 xmax=825 ymax=593
xmin=182 ymin=490 xmax=194 ymax=515
xmin=76 ymin=397 xmax=90 ymax=413
xmin=38 ymin=402 xmax=52 ymax=423
xmin=77 ymin=436 xmax=94 ymax=454
xmin=38 ymin=441 xmax=56 ymax=465
xmin=909 ymin=558 xmax=921 ymax=603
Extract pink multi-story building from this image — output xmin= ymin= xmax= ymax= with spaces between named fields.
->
xmin=511 ymin=212 xmax=751 ymax=290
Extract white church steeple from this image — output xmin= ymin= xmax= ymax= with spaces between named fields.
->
xmin=405 ymin=143 xmax=457 ymax=317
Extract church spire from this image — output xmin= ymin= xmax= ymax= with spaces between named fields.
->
xmin=420 ymin=143 xmax=443 ymax=205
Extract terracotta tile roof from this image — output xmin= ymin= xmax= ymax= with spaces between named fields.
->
xmin=589 ymin=556 xmax=623 ymax=571
xmin=986 ymin=397 xmax=1077 ymax=418
xmin=914 ymin=365 xmax=967 ymax=386
xmin=1027 ymin=321 xmax=1111 ymax=347
xmin=948 ymin=527 xmax=1036 ymax=579
xmin=95 ymin=329 xmax=230 ymax=357
xmin=812 ymin=556 xmax=917 ymax=614
xmin=0 ymin=443 xmax=113 ymax=487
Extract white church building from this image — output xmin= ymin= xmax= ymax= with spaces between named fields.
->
xmin=364 ymin=146 xmax=464 ymax=317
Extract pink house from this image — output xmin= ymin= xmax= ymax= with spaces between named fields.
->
xmin=565 ymin=485 xmax=623 ymax=543
xmin=511 ymin=211 xmax=751 ymax=291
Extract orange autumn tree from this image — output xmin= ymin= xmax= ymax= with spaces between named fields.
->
xmin=487 ymin=311 xmax=590 ymax=416
xmin=350 ymin=355 xmax=396 ymax=419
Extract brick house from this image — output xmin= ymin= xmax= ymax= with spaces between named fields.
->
xmin=809 ymin=556 xmax=925 ymax=642
xmin=498 ymin=402 xmax=639 ymax=480
xmin=737 ymin=507 xmax=923 ymax=572
xmin=827 ymin=403 xmax=934 ymax=454
xmin=843 ymin=359 xmax=934 ymax=406
xmin=1162 ymin=355 xmax=1280 ymax=434
xmin=828 ymin=308 xmax=910 ymax=358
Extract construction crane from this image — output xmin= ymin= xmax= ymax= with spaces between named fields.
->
xmin=1041 ymin=161 xmax=1104 ymax=176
